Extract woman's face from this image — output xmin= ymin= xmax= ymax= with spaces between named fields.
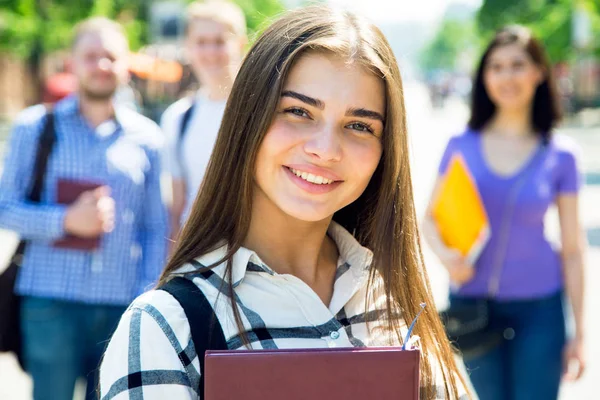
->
xmin=483 ymin=43 xmax=544 ymax=112
xmin=253 ymin=52 xmax=385 ymax=222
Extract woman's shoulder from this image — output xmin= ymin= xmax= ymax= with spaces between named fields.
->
xmin=123 ymin=288 xmax=192 ymax=344
xmin=548 ymin=133 xmax=582 ymax=158
xmin=444 ymin=128 xmax=478 ymax=150
xmin=438 ymin=129 xmax=479 ymax=169
xmin=544 ymin=133 xmax=583 ymax=176
xmin=129 ymin=288 xmax=186 ymax=314
xmin=99 ymin=286 xmax=199 ymax=398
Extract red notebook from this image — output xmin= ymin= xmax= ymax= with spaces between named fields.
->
xmin=204 ymin=347 xmax=420 ymax=400
xmin=53 ymin=179 xmax=103 ymax=251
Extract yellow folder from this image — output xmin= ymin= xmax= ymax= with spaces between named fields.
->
xmin=432 ymin=153 xmax=490 ymax=264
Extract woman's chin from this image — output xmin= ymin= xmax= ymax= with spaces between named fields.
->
xmin=277 ymin=203 xmax=335 ymax=224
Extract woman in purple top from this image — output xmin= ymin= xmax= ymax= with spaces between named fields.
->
xmin=423 ymin=26 xmax=586 ymax=399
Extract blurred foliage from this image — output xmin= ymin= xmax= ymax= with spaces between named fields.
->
xmin=477 ymin=0 xmax=600 ymax=62
xmin=0 ymin=0 xmax=149 ymax=58
xmin=420 ymin=0 xmax=600 ymax=74
xmin=419 ymin=18 xmax=480 ymax=72
xmin=216 ymin=0 xmax=285 ymax=36
xmin=0 ymin=0 xmax=285 ymax=60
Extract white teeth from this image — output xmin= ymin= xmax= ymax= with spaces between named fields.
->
xmin=289 ymin=168 xmax=334 ymax=185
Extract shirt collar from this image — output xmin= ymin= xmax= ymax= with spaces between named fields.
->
xmin=55 ymin=94 xmax=126 ymax=137
xmin=183 ymin=221 xmax=374 ymax=288
xmin=54 ymin=94 xmax=79 ymax=116
xmin=195 ymin=90 xmax=227 ymax=106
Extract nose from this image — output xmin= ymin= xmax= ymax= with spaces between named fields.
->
xmin=303 ymin=125 xmax=342 ymax=162
xmin=203 ymin=43 xmax=225 ymax=61
xmin=97 ymin=57 xmax=113 ymax=72
xmin=498 ymin=66 xmax=520 ymax=80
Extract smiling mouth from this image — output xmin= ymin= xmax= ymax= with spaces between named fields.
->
xmin=286 ymin=167 xmax=336 ymax=185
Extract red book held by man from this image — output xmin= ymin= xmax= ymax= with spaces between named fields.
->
xmin=53 ymin=179 xmax=103 ymax=251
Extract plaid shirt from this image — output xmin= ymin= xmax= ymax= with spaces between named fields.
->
xmin=0 ymin=95 xmax=168 ymax=305
xmin=100 ymin=222 xmax=464 ymax=399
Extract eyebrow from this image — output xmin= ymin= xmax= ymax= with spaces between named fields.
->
xmin=281 ymin=90 xmax=385 ymax=123
xmin=347 ymin=107 xmax=385 ymax=123
xmin=281 ymin=90 xmax=324 ymax=109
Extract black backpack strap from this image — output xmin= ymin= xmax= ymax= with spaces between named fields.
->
xmin=3 ymin=110 xmax=55 ymax=371
xmin=176 ymin=101 xmax=195 ymax=184
xmin=12 ymin=110 xmax=56 ymax=265
xmin=159 ymin=276 xmax=227 ymax=397
xmin=178 ymin=101 xmax=195 ymax=141
xmin=29 ymin=110 xmax=56 ymax=202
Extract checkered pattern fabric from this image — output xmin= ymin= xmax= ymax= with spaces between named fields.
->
xmin=0 ymin=95 xmax=168 ymax=305
xmin=100 ymin=222 xmax=466 ymax=399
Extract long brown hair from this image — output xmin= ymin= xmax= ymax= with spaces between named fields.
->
xmin=468 ymin=25 xmax=562 ymax=142
xmin=160 ymin=5 xmax=466 ymax=398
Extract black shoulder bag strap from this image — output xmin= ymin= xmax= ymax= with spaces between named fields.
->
xmin=2 ymin=110 xmax=56 ymax=369
xmin=159 ymin=276 xmax=227 ymax=397
xmin=179 ymin=101 xmax=196 ymax=142
xmin=30 ymin=111 xmax=57 ymax=201
xmin=176 ymin=101 xmax=196 ymax=188
xmin=12 ymin=110 xmax=57 ymax=264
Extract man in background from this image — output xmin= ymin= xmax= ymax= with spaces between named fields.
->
xmin=161 ymin=0 xmax=247 ymax=244
xmin=0 ymin=17 xmax=168 ymax=400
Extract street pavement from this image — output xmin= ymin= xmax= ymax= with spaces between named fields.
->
xmin=0 ymin=85 xmax=599 ymax=399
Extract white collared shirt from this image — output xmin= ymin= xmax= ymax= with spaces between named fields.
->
xmin=99 ymin=222 xmax=460 ymax=399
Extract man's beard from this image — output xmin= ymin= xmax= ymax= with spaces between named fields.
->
xmin=79 ymin=83 xmax=117 ymax=102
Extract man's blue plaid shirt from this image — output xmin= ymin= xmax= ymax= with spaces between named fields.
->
xmin=0 ymin=95 xmax=169 ymax=305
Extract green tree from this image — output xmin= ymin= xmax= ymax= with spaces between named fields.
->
xmin=0 ymin=0 xmax=148 ymax=102
xmin=0 ymin=0 xmax=286 ymax=59
xmin=0 ymin=0 xmax=148 ymax=57
xmin=419 ymin=18 xmax=479 ymax=72
xmin=477 ymin=0 xmax=600 ymax=62
xmin=0 ymin=0 xmax=285 ymax=101
xmin=228 ymin=0 xmax=285 ymax=35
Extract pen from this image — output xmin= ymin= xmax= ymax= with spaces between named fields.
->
xmin=402 ymin=302 xmax=426 ymax=350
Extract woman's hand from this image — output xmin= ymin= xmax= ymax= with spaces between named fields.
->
xmin=440 ymin=249 xmax=474 ymax=285
xmin=563 ymin=337 xmax=586 ymax=381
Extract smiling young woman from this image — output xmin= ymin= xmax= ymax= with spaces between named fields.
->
xmin=423 ymin=26 xmax=585 ymax=400
xmin=100 ymin=5 xmax=467 ymax=399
